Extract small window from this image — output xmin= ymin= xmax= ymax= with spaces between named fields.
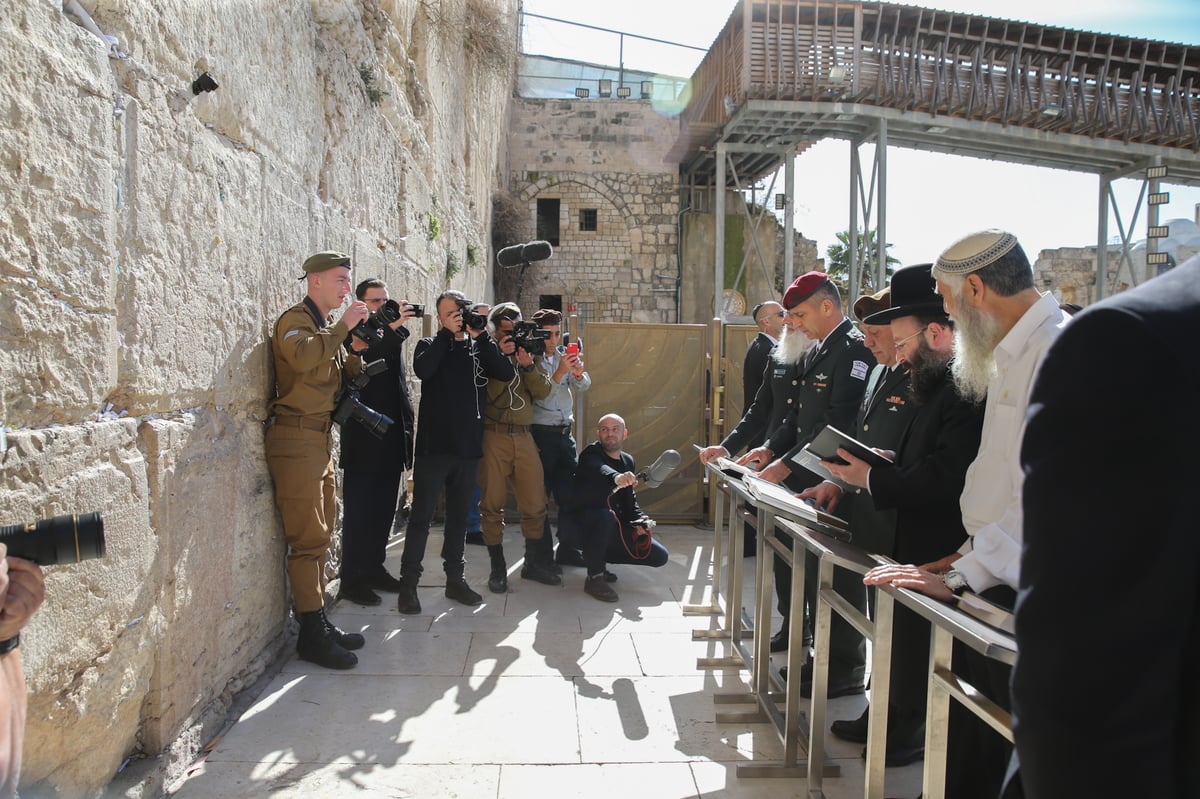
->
xmin=538 ymin=294 xmax=563 ymax=313
xmin=536 ymin=198 xmax=560 ymax=246
xmin=579 ymin=208 xmax=598 ymax=232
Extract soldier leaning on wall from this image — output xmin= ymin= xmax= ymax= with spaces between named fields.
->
xmin=264 ymin=251 xmax=370 ymax=670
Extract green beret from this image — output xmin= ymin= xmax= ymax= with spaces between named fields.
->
xmin=298 ymin=251 xmax=351 ymax=280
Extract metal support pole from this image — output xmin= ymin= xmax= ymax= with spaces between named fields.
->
xmin=1096 ymin=173 xmax=1109 ymax=302
xmin=849 ymin=144 xmax=861 ymax=298
xmin=876 ymin=119 xmax=888 ymax=293
xmin=715 ymin=143 xmax=727 ymax=320
xmin=784 ymin=154 xmax=796 ymax=288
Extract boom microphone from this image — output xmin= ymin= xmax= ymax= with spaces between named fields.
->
xmin=641 ymin=449 xmax=681 ymax=488
xmin=496 ymin=240 xmax=554 ymax=268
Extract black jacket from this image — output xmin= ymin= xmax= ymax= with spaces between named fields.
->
xmin=722 ymin=351 xmax=798 ymax=456
xmin=743 ymin=332 xmax=775 ymax=406
xmin=411 ymin=328 xmax=514 ymax=458
xmin=868 ymin=366 xmax=983 ymax=564
xmin=568 ymin=442 xmax=644 ymax=524
xmin=340 ymin=324 xmax=415 ymax=471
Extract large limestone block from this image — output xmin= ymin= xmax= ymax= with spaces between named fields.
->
xmin=0 ymin=5 xmax=120 ymax=428
xmin=137 ymin=412 xmax=286 ymax=753
xmin=2 ymin=420 xmax=156 ymax=797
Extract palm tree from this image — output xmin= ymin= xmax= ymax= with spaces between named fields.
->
xmin=825 ymin=229 xmax=899 ymax=295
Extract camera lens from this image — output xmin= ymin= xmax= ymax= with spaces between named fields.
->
xmin=0 ymin=513 xmax=106 ymax=565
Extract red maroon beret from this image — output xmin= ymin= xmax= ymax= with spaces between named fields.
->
xmin=783 ymin=271 xmax=831 ymax=309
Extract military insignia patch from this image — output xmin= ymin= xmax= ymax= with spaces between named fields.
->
xmin=850 ymin=360 xmax=869 ymax=380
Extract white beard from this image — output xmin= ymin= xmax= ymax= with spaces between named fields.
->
xmin=771 ymin=326 xmax=815 ymax=366
xmin=949 ymin=298 xmax=1005 ymax=404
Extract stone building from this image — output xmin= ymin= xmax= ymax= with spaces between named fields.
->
xmin=0 ymin=1 xmax=516 ymax=796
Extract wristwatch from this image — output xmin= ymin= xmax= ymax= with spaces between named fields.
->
xmin=942 ymin=570 xmax=970 ymax=596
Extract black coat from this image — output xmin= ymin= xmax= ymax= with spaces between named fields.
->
xmin=767 ymin=318 xmax=876 ymax=479
xmin=742 ymin=332 xmax=775 ymax=407
xmin=1011 ymin=255 xmax=1200 ymax=799
xmin=722 ymin=349 xmax=797 ymax=456
xmin=411 ymin=328 xmax=514 ymax=459
xmin=568 ymin=442 xmax=644 ymax=524
xmin=841 ymin=363 xmax=919 ymax=555
xmin=340 ymin=325 xmax=415 ymax=471
xmin=868 ymin=367 xmax=983 ymax=564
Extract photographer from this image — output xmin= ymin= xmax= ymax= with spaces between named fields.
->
xmin=464 ymin=302 xmax=492 ymax=546
xmin=336 ymin=278 xmax=417 ymax=607
xmin=559 ymin=414 xmax=669 ymax=603
xmin=478 ymin=303 xmax=559 ymax=593
xmin=529 ymin=309 xmax=590 ymax=568
xmin=0 ymin=544 xmax=45 ymax=797
xmin=266 ymin=251 xmax=370 ymax=670
xmin=396 ymin=291 xmax=513 ymax=614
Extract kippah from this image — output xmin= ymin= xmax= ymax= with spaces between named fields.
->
xmin=934 ymin=230 xmax=1019 ymax=275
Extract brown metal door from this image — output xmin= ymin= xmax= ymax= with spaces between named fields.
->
xmin=721 ymin=324 xmax=757 ymax=441
xmin=577 ymin=322 xmax=707 ymax=523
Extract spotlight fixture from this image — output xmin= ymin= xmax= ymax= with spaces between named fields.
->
xmin=598 ymin=79 xmax=612 ymax=97
xmin=616 ymin=85 xmax=631 ymax=98
xmin=641 ymin=80 xmax=653 ymax=98
xmin=574 ymin=87 xmax=589 ymax=98
xmin=1040 ymin=104 xmax=1063 ymax=118
xmin=1146 ymin=165 xmax=1169 ymax=179
xmin=828 ymin=65 xmax=847 ymax=83
xmin=774 ymin=194 xmax=787 ymax=210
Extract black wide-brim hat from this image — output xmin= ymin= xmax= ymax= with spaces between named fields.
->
xmin=863 ymin=263 xmax=945 ymax=324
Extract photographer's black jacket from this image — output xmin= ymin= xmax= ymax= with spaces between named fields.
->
xmin=340 ymin=325 xmax=416 ymax=471
xmin=567 ymin=442 xmax=644 ymax=525
xmin=412 ymin=327 xmax=514 ymax=458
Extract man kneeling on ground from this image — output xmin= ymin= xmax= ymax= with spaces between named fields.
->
xmin=559 ymin=414 xmax=669 ymax=602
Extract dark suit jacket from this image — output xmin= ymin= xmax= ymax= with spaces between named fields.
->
xmin=1011 ymin=254 xmax=1200 ymax=799
xmin=767 ymin=317 xmax=875 ymax=483
xmin=842 ymin=363 xmax=918 ymax=555
xmin=721 ymin=350 xmax=797 ymax=457
xmin=742 ymin=332 xmax=775 ymax=408
xmin=868 ymin=368 xmax=983 ymax=564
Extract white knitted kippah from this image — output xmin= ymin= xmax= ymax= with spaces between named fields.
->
xmin=934 ymin=230 xmax=1019 ymax=275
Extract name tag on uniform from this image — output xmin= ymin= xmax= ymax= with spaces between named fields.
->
xmin=773 ymin=367 xmax=787 ymax=377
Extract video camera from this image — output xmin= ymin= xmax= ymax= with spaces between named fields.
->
xmin=455 ymin=298 xmax=488 ymax=332
xmin=350 ymin=299 xmax=423 ymax=344
xmin=332 ymin=358 xmax=394 ymax=439
xmin=510 ymin=320 xmax=552 ymax=354
xmin=0 ymin=513 xmax=106 ymax=566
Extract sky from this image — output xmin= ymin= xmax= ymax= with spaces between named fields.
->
xmin=520 ymin=0 xmax=1200 ymax=267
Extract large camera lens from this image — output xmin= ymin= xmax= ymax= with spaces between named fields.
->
xmin=0 ymin=513 xmax=106 ymax=565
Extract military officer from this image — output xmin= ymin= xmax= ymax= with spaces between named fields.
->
xmin=265 ymin=250 xmax=369 ymax=670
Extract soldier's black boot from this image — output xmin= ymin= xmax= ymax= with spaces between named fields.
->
xmin=320 ymin=608 xmax=365 ymax=650
xmin=297 ymin=610 xmax=357 ymax=670
xmin=487 ymin=544 xmax=509 ymax=594
xmin=397 ymin=574 xmax=422 ymax=615
xmin=520 ymin=538 xmax=563 ymax=586
xmin=445 ymin=568 xmax=483 ymax=606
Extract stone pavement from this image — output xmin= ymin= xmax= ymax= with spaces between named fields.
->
xmin=167 ymin=525 xmax=922 ymax=798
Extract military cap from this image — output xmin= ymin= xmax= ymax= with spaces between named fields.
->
xmin=853 ymin=286 xmax=891 ymax=323
xmin=298 ymin=250 xmax=351 ymax=280
xmin=782 ymin=271 xmax=832 ymax=309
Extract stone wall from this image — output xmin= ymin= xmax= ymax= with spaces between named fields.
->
xmin=0 ymin=1 xmax=516 ymax=796
xmin=504 ymin=98 xmax=681 ymax=322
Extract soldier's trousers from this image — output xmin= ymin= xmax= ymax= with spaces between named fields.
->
xmin=265 ymin=424 xmax=336 ymax=613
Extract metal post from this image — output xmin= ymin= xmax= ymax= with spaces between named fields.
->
xmin=784 ymin=154 xmax=796 ymax=287
xmin=715 ymin=143 xmax=727 ymax=320
xmin=1096 ymin=173 xmax=1109 ymax=302
xmin=849 ymin=143 xmax=861 ymax=296
xmin=876 ymin=119 xmax=888 ymax=295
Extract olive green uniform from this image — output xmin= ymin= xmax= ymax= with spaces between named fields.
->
xmin=265 ymin=297 xmax=356 ymax=613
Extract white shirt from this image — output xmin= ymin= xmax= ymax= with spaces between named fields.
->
xmin=953 ymin=292 xmax=1068 ymax=592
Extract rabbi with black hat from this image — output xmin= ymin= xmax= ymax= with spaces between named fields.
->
xmin=265 ymin=250 xmax=371 ymax=670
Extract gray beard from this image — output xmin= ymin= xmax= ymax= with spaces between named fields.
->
xmin=949 ymin=300 xmax=1005 ymax=404
xmin=772 ymin=326 xmax=814 ymax=366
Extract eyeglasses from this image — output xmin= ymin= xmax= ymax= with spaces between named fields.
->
xmin=893 ymin=326 xmax=928 ymax=352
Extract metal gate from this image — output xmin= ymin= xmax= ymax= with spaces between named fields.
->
xmin=576 ymin=322 xmax=708 ymax=522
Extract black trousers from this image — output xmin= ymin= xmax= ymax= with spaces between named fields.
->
xmin=560 ymin=507 xmax=670 ymax=575
xmin=340 ymin=464 xmax=404 ymax=584
xmin=530 ymin=426 xmax=578 ymax=542
xmin=400 ymin=454 xmax=478 ymax=580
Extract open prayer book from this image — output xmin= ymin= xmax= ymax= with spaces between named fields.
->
xmin=957 ymin=591 xmax=1016 ymax=636
xmin=741 ymin=475 xmax=851 ymax=542
xmin=791 ymin=424 xmax=894 ymax=490
xmin=714 ymin=456 xmax=763 ymax=480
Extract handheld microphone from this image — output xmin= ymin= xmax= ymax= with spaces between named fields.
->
xmin=611 ymin=449 xmax=682 ymax=493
